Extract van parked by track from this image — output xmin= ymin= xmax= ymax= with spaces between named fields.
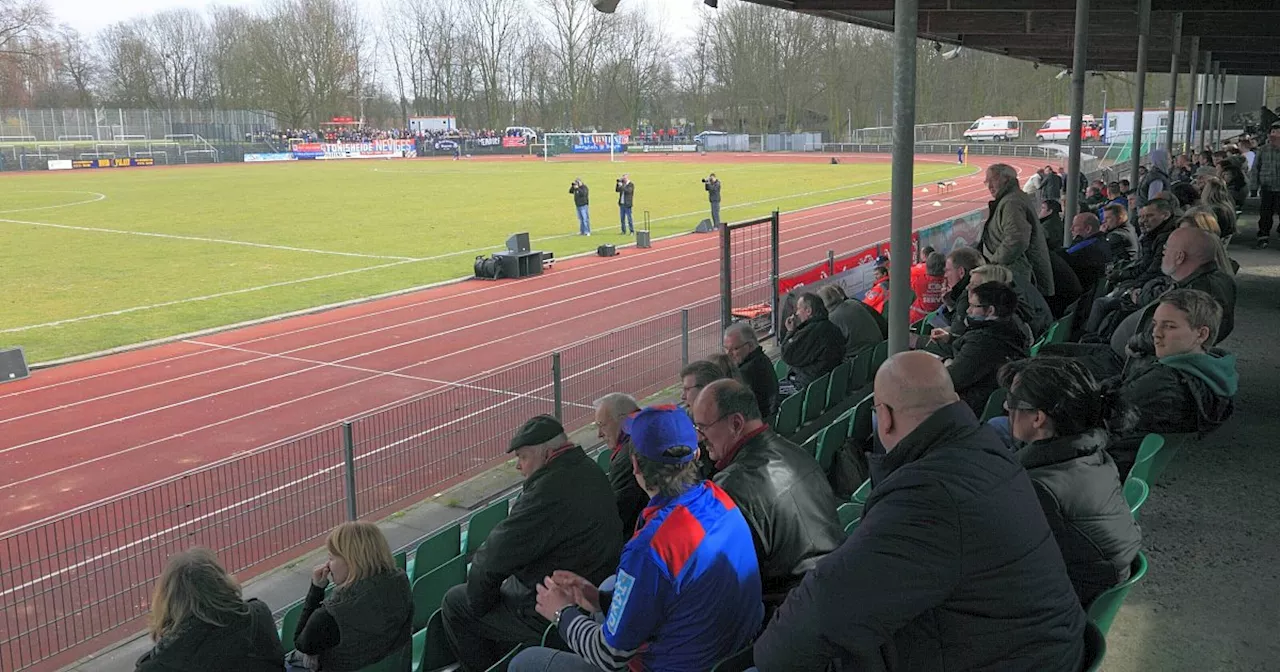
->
xmin=963 ymin=116 xmax=1021 ymax=142
xmin=1036 ymin=115 xmax=1101 ymax=142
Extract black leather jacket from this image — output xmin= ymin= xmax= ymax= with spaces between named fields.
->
xmin=712 ymin=427 xmax=844 ymax=599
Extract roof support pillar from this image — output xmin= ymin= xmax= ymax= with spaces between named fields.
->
xmin=887 ymin=0 xmax=917 ymax=357
xmin=1198 ymin=51 xmax=1212 ymax=150
xmin=1184 ymin=37 xmax=1199 ymax=156
xmin=1129 ymin=0 xmax=1151 ymax=188
xmin=1209 ymin=61 xmax=1220 ymax=148
xmin=1216 ymin=65 xmax=1226 ymax=145
xmin=1165 ymin=13 xmax=1182 ymax=154
xmin=1063 ymin=0 xmax=1090 ymax=234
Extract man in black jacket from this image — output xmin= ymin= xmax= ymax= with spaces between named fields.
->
xmin=1102 ymin=203 xmax=1139 ymax=263
xmin=937 ymin=246 xmax=984 ymax=333
xmin=1109 ymin=196 xmax=1178 ymax=289
xmin=1062 ymin=212 xmax=1114 ymax=294
xmin=692 ymin=379 xmax=844 ymax=609
xmin=943 ymin=281 xmax=1031 ymax=416
xmin=704 ymin=172 xmax=722 ymax=228
xmin=724 ymin=322 xmax=779 ymax=417
xmin=593 ymin=393 xmax=647 ymax=535
xmin=569 ymin=178 xmax=590 ymax=235
xmin=780 ymin=292 xmax=845 ymax=390
xmin=615 ymin=174 xmax=635 ymax=234
xmin=754 ymin=352 xmax=1086 ymax=671
xmin=442 ymin=415 xmax=622 ymax=672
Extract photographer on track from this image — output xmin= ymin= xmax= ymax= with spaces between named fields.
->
xmin=569 ymin=178 xmax=591 ymax=236
xmin=703 ymin=173 xmax=722 ymax=229
xmin=616 ymin=174 xmax=635 ymax=235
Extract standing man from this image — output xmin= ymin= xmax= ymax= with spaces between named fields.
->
xmin=569 ymin=178 xmax=590 ymax=236
xmin=1249 ymin=121 xmax=1280 ymax=249
xmin=703 ymin=173 xmax=722 ymax=228
xmin=616 ymin=174 xmax=635 ymax=235
xmin=980 ymin=163 xmax=1056 ymax=298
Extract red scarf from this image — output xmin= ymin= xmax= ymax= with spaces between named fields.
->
xmin=714 ymin=424 xmax=769 ymax=471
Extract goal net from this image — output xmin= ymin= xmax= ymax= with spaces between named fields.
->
xmin=543 ymin=132 xmax=624 ymax=162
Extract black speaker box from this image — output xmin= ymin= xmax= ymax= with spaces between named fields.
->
xmin=597 ymin=244 xmax=618 ymax=257
xmin=0 ymin=347 xmax=29 ymax=384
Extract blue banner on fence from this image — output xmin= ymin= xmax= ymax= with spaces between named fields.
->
xmin=572 ymin=134 xmax=628 ymax=153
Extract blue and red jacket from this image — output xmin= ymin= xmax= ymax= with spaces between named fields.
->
xmin=602 ymin=481 xmax=763 ymax=672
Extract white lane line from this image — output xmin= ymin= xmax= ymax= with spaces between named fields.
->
xmin=0 ymin=216 xmax=422 ymax=261
xmin=0 ymin=190 xmax=107 ymax=214
xmin=0 ymin=176 xmax=989 ymax=427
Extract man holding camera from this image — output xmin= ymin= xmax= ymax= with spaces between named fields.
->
xmin=704 ymin=173 xmax=722 ymax=229
xmin=569 ymin=178 xmax=590 ymax=236
xmin=616 ymin=174 xmax=635 ymax=234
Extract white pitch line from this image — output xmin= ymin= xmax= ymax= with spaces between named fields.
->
xmin=0 ymin=190 xmax=107 ymax=214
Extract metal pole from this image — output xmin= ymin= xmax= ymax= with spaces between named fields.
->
xmin=887 ymin=0 xmax=918 ymax=356
xmin=1165 ymin=14 xmax=1182 ymax=154
xmin=1198 ymin=51 xmax=1212 ymax=151
xmin=1209 ymin=62 xmax=1220 ymax=148
xmin=1216 ymin=67 xmax=1226 ymax=145
xmin=1129 ymin=0 xmax=1151 ymax=190
xmin=719 ymin=225 xmax=732 ymax=333
xmin=827 ymin=250 xmax=836 ymax=276
xmin=1184 ymin=37 xmax=1200 ymax=155
xmin=341 ymin=422 xmax=358 ymax=521
xmin=680 ymin=309 xmax=690 ymax=368
xmin=770 ymin=211 xmax=781 ymax=338
xmin=551 ymin=352 xmax=563 ymax=421
xmin=1064 ymin=0 xmax=1090 ymax=232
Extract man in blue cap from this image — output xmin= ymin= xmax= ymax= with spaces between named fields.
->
xmin=509 ymin=405 xmax=763 ymax=672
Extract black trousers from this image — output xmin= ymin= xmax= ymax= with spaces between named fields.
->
xmin=441 ymin=584 xmax=567 ymax=672
xmin=1259 ymin=188 xmax=1280 ymax=240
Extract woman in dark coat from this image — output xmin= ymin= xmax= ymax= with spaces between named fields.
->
xmin=136 ymin=549 xmax=284 ymax=672
xmin=997 ymin=357 xmax=1142 ymax=607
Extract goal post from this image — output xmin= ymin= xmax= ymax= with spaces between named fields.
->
xmin=542 ymin=132 xmax=623 ymax=162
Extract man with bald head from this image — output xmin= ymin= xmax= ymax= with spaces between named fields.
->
xmin=754 ymin=353 xmax=1086 ymax=671
xmin=691 ymin=378 xmax=843 ymax=611
xmin=1061 ymin=212 xmax=1113 ymax=293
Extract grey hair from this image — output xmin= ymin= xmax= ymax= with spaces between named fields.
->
xmin=724 ymin=321 xmax=758 ymax=347
xmin=971 ymin=263 xmax=1014 ymax=285
xmin=593 ymin=393 xmax=639 ymax=421
xmin=987 ymin=163 xmax=1018 ymax=183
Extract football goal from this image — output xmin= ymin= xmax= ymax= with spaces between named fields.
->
xmin=542 ymin=132 xmax=624 ymax=162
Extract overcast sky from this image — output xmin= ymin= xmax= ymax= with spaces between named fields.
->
xmin=45 ymin=0 xmax=705 ymax=41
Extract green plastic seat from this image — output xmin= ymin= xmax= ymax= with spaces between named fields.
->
xmin=411 ymin=609 xmax=455 ymax=672
xmin=816 ymin=416 xmax=850 ymax=474
xmin=843 ymin=517 xmax=861 ymax=535
xmin=800 ymin=429 xmax=823 ymax=459
xmin=774 ymin=392 xmax=804 ymax=436
xmin=869 ymin=340 xmax=889 ymax=375
xmin=773 ymin=358 xmax=790 ymax=381
xmin=827 ymin=361 xmax=851 ymax=409
xmin=850 ymin=478 xmax=872 ymax=505
xmin=356 ymin=643 xmax=413 ymax=672
xmin=394 ymin=550 xmax=407 ymax=572
xmin=1082 ymin=620 xmax=1106 ymax=672
xmin=710 ymin=644 xmax=754 ymax=672
xmin=916 ymin=308 xmax=941 ymax=335
xmin=412 ymin=555 xmax=465 ymax=631
xmin=408 ymin=524 xmax=462 ymax=584
xmin=464 ymin=498 xmax=510 ymax=557
xmin=802 ymin=373 xmax=832 ymax=424
xmin=278 ymin=600 xmax=304 ymax=652
xmin=837 ymin=502 xmax=861 ymax=527
xmin=979 ymin=387 xmax=1008 ymax=423
xmin=1029 ymin=325 xmax=1055 ymax=357
xmin=1123 ymin=477 xmax=1149 ymax=518
xmin=849 ymin=349 xmax=872 ymax=389
xmin=597 ymin=449 xmax=612 ymax=472
xmin=1049 ymin=313 xmax=1073 ymax=344
xmin=1128 ymin=432 xmax=1194 ymax=489
xmin=1086 ymin=551 xmax=1148 ymax=635
xmin=848 ymin=394 xmax=874 ymax=443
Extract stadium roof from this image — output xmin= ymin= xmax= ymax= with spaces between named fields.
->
xmin=736 ymin=1 xmax=1280 ymax=77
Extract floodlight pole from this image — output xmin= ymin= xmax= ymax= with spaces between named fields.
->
xmin=1165 ymin=13 xmax=1182 ymax=154
xmin=1129 ymin=0 xmax=1151 ymax=190
xmin=887 ymin=0 xmax=918 ymax=357
xmin=1063 ymin=0 xmax=1090 ymax=239
xmin=1184 ymin=37 xmax=1200 ymax=155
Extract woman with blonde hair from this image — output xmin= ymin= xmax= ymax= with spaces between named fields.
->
xmin=1198 ymin=176 xmax=1238 ymax=242
xmin=1179 ymin=206 xmax=1236 ymax=275
xmin=136 ymin=548 xmax=283 ymax=671
xmin=292 ymin=522 xmax=412 ymax=671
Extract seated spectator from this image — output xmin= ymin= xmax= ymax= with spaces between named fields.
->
xmin=909 ymin=252 xmax=947 ymax=322
xmin=996 ymin=358 xmax=1143 ymax=607
xmin=1171 ymin=152 xmax=1194 ymax=183
xmin=594 ymin=393 xmax=647 ymax=534
xmin=1179 ymin=207 xmax=1237 ymax=275
xmin=780 ymin=292 xmax=846 ymax=390
xmin=862 ymin=264 xmax=890 ymax=314
xmin=941 ymin=281 xmax=1031 ymax=416
xmin=1217 ymin=157 xmax=1249 ymax=208
xmin=293 ymin=522 xmax=411 ymax=672
xmin=754 ymin=352 xmax=1086 ymax=671
xmin=1105 ymin=181 xmax=1129 ymax=212
xmin=1102 ymin=203 xmax=1139 ymax=263
xmin=1170 ymin=181 xmax=1201 ymax=210
xmin=692 ymin=380 xmax=844 ymax=608
xmin=705 ymin=352 xmax=741 ymax=382
xmin=136 ymin=549 xmax=283 ymax=672
xmin=972 ymin=263 xmax=1051 ymax=338
xmin=724 ymin=322 xmax=780 ymax=417
xmin=1199 ymin=176 xmax=1238 ymax=242
xmin=818 ymin=284 xmax=884 ymax=358
xmin=938 ymin=246 xmax=985 ymax=333
xmin=1103 ymin=289 xmax=1238 ymax=477
xmin=1039 ymin=199 xmax=1065 ymax=251
xmin=1062 ymin=212 xmax=1113 ymax=293
xmin=1082 ymin=183 xmax=1109 ymax=213
xmin=1047 ymin=245 xmax=1083 ymax=318
xmin=443 ymin=416 xmax=621 ymax=672
xmin=511 ymin=407 xmax=763 ymax=672
xmin=679 ymin=360 xmax=728 ymax=410
xmin=1109 ymin=196 xmax=1179 ymax=289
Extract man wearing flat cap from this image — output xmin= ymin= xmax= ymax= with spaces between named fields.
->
xmin=509 ymin=406 xmax=763 ymax=672
xmin=442 ymin=414 xmax=622 ymax=672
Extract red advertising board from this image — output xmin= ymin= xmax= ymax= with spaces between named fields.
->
xmin=501 ymin=136 xmax=528 ymax=148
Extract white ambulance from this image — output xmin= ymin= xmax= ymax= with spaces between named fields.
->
xmin=1036 ymin=115 xmax=1099 ymax=142
xmin=963 ymin=116 xmax=1021 ymax=142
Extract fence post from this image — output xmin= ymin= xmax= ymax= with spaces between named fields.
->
xmin=341 ymin=421 xmax=358 ymax=521
xmin=827 ymin=250 xmax=835 ymax=277
xmin=719 ymin=223 xmax=732 ymax=333
xmin=770 ymin=211 xmax=781 ymax=337
xmin=552 ymin=352 xmax=563 ymax=421
xmin=681 ymin=309 xmax=690 ymax=367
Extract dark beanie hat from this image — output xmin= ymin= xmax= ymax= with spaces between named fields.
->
xmin=508 ymin=414 xmax=565 ymax=453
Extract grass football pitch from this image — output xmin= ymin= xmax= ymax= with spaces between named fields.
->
xmin=0 ymin=156 xmax=972 ymax=362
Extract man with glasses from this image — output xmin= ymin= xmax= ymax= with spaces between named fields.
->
xmin=723 ymin=322 xmax=778 ymax=417
xmin=691 ymin=379 xmax=843 ymax=614
xmin=754 ymin=352 xmax=1086 ymax=671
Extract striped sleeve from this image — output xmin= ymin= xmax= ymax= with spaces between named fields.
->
xmin=559 ymin=608 xmax=637 ymax=671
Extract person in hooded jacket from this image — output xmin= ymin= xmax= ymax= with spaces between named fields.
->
xmin=293 ymin=522 xmax=413 ymax=672
xmin=997 ymin=358 xmax=1143 ymax=608
xmin=942 ymin=281 xmax=1031 ymax=417
xmin=780 ymin=292 xmax=846 ymax=390
xmin=1136 ymin=150 xmax=1171 ymax=209
xmin=1103 ymin=289 xmax=1238 ymax=478
xmin=136 ymin=549 xmax=283 ymax=672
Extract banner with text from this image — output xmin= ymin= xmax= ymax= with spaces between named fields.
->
xmin=572 ymin=134 xmax=629 ymax=154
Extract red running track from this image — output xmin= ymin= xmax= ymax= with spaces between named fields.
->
xmin=0 ymin=154 xmax=1042 ymax=536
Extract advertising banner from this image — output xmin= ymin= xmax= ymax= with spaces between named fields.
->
xmin=71 ymin=157 xmax=156 ymax=169
xmin=572 ymin=134 xmax=628 ymax=154
xmin=501 ymin=136 xmax=528 ymax=148
xmin=474 ymin=137 xmax=502 ymax=147
xmin=293 ymin=143 xmax=325 ymax=159
xmin=637 ymin=144 xmax=699 ymax=153
xmin=48 ymin=160 xmax=72 ymax=171
xmin=244 ymin=153 xmax=296 ymax=162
